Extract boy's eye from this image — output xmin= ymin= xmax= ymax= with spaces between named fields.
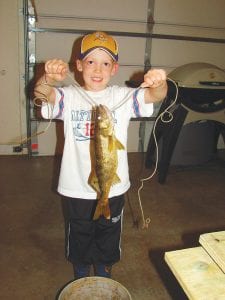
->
xmin=87 ymin=60 xmax=94 ymax=65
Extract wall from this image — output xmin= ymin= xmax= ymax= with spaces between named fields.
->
xmin=0 ymin=0 xmax=26 ymax=154
xmin=0 ymin=0 xmax=224 ymax=155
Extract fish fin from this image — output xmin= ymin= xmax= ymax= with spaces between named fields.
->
xmin=103 ymin=203 xmax=111 ymax=219
xmin=108 ymin=136 xmax=114 ymax=152
xmin=108 ymin=136 xmax=125 ymax=152
xmin=88 ymin=171 xmax=100 ymax=193
xmin=112 ymin=173 xmax=121 ymax=185
xmin=114 ymin=137 xmax=125 ymax=150
xmin=93 ymin=201 xmax=111 ymax=220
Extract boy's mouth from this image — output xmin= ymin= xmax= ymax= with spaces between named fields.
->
xmin=92 ymin=77 xmax=103 ymax=82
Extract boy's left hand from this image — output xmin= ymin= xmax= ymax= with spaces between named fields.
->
xmin=141 ymin=69 xmax=167 ymax=89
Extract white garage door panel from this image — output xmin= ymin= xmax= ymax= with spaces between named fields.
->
xmin=35 ymin=0 xmax=149 ymax=22
xmin=154 ymin=0 xmax=225 ymax=28
xmin=151 ymin=39 xmax=225 ymax=69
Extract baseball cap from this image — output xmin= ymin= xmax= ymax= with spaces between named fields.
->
xmin=80 ymin=31 xmax=119 ymax=61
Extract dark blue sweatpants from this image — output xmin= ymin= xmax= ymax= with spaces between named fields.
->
xmin=65 ymin=194 xmax=125 ymax=266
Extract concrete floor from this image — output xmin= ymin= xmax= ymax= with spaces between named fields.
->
xmin=0 ymin=152 xmax=225 ymax=300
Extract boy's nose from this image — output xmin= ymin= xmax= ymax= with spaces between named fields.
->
xmin=94 ymin=64 xmax=101 ymax=72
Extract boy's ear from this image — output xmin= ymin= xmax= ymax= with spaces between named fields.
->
xmin=76 ymin=59 xmax=83 ymax=72
xmin=112 ymin=63 xmax=119 ymax=76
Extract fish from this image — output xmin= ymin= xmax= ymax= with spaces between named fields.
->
xmin=88 ymin=104 xmax=125 ymax=220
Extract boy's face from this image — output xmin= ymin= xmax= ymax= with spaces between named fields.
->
xmin=76 ymin=48 xmax=118 ymax=91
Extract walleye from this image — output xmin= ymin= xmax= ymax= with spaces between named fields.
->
xmin=88 ymin=104 xmax=125 ymax=220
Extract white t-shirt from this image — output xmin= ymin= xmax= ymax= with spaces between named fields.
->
xmin=41 ymin=85 xmax=153 ymax=199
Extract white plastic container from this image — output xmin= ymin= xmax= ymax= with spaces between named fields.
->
xmin=58 ymin=276 xmax=132 ymax=300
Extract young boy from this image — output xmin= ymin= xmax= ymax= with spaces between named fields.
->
xmin=34 ymin=31 xmax=167 ymax=279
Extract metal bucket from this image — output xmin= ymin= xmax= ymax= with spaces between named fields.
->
xmin=58 ymin=276 xmax=132 ymax=300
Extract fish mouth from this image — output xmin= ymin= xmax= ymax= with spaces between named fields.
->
xmin=98 ymin=104 xmax=112 ymax=118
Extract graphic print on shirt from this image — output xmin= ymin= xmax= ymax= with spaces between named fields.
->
xmin=55 ymin=87 xmax=144 ymax=141
xmin=71 ymin=108 xmax=117 ymax=141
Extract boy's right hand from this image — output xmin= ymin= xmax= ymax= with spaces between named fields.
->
xmin=45 ymin=59 xmax=68 ymax=83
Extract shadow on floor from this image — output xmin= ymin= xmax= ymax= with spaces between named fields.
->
xmin=149 ymin=246 xmax=188 ymax=300
xmin=149 ymin=224 xmax=225 ymax=300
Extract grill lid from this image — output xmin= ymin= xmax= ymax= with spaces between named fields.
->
xmin=169 ymin=62 xmax=225 ymax=89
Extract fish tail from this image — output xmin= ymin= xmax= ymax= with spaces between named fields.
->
xmin=93 ymin=201 xmax=111 ymax=220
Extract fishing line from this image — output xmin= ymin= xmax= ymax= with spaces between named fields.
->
xmin=25 ymin=73 xmax=178 ymax=230
xmin=66 ymin=73 xmax=179 ymax=230
xmin=66 ymin=72 xmax=140 ymax=111
xmin=36 ymin=72 xmax=141 ymax=115
xmin=32 ymin=95 xmax=54 ymax=135
xmin=111 ymin=87 xmax=141 ymax=111
xmin=66 ymin=73 xmax=98 ymax=106
xmin=0 ymin=89 xmax=54 ymax=149
xmin=17 ymin=72 xmax=98 ymax=148
xmin=32 ymin=74 xmax=178 ymax=230
xmin=137 ymin=77 xmax=178 ymax=229
xmin=19 ymin=72 xmax=99 ymax=148
xmin=17 ymin=85 xmax=55 ymax=146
